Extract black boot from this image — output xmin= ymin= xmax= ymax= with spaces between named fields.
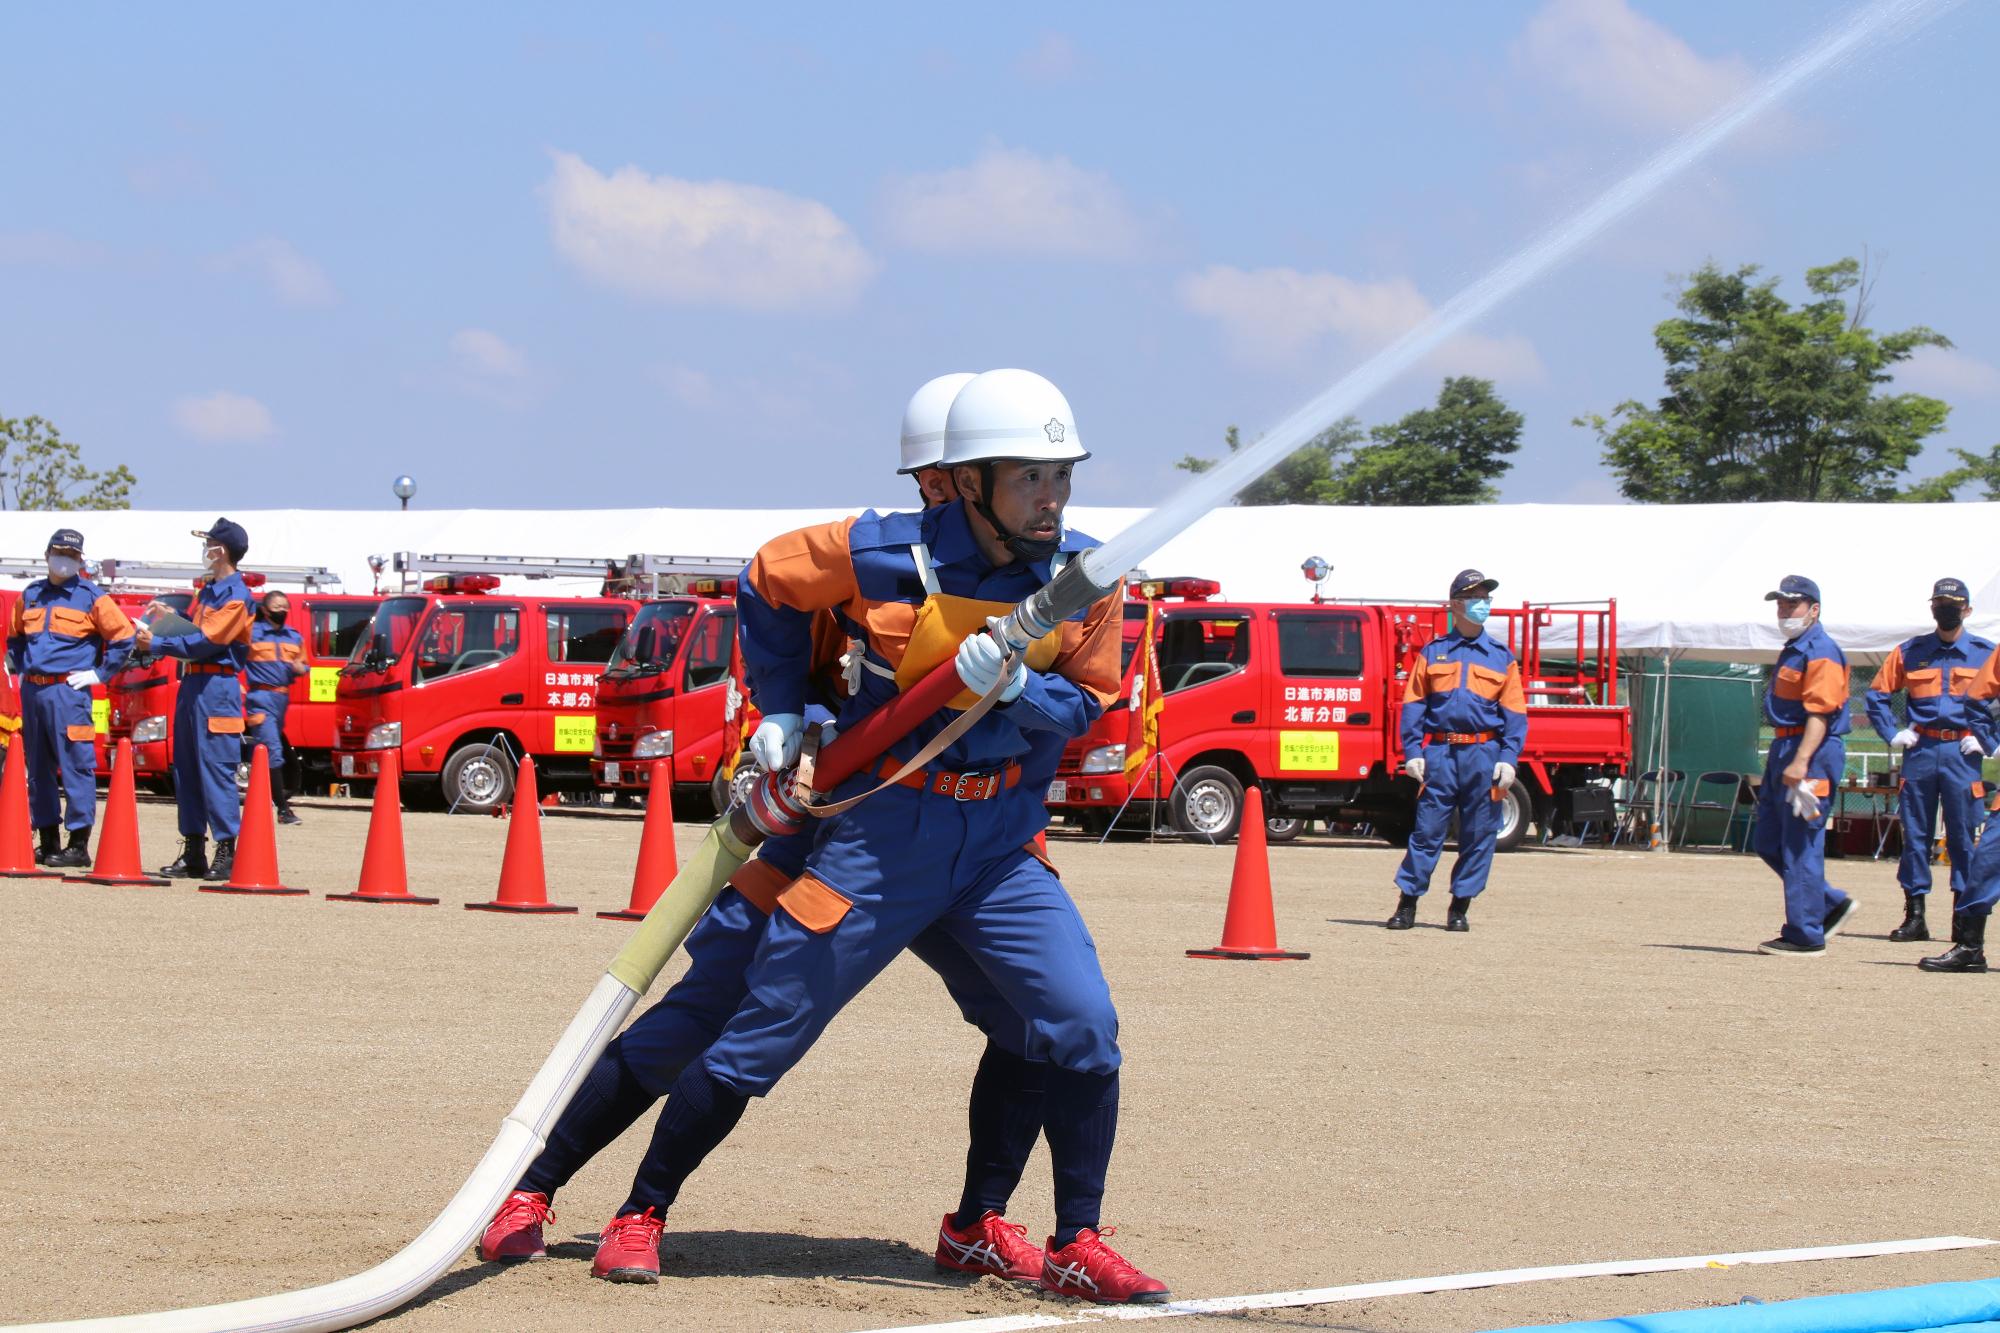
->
xmin=1919 ymin=913 xmax=1988 ymax=973
xmin=45 ymin=826 xmax=91 ymax=869
xmin=1385 ymin=893 xmax=1418 ymax=930
xmin=161 ymin=836 xmax=208 ymax=879
xmin=1446 ymin=895 xmax=1472 ymax=933
xmin=276 ymin=802 xmax=302 ymax=826
xmin=203 ymin=838 xmax=237 ymax=883
xmin=34 ymin=825 xmax=59 ymax=865
xmin=1888 ymin=893 xmax=1929 ymax=942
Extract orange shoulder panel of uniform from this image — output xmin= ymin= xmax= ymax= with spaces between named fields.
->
xmin=90 ymin=594 xmax=135 ymax=641
xmin=747 ymin=517 xmax=860 ymax=615
xmin=6 ymin=597 xmax=21 ymax=636
xmin=1868 ymin=645 xmax=1905 ymax=694
xmin=1969 ymin=647 xmax=2000 ymax=702
xmin=282 ymin=640 xmax=307 ymax=662
xmin=1401 ymin=654 xmax=1428 ymax=704
xmin=1498 ymin=660 xmax=1527 ymax=714
xmin=194 ymin=598 xmax=253 ymax=645
xmin=1802 ymin=657 xmax=1848 ymax=714
xmin=249 ymin=641 xmax=281 ymax=662
xmin=1049 ymin=581 xmax=1125 ymax=708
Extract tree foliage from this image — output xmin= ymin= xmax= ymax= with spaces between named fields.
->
xmin=0 ymin=415 xmax=136 ymax=511
xmin=1583 ymin=258 xmax=1951 ymax=503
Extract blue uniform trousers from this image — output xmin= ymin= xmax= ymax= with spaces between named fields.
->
xmin=1959 ymin=804 xmax=2000 ymax=918
xmin=174 ymin=674 xmax=244 ymax=839
xmin=1394 ymin=738 xmax=1506 ymax=899
xmin=246 ymin=688 xmax=289 ymax=802
xmin=1754 ymin=735 xmax=1850 ymax=947
xmin=1895 ymin=738 xmax=1981 ymax=899
xmin=22 ymin=679 xmax=96 ymax=831
xmin=703 ymin=782 xmax=1118 ymax=1099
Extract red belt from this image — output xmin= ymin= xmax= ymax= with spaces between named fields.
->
xmin=185 ymin=663 xmax=236 ymax=675
xmin=876 ymin=756 xmax=1023 ymax=802
xmin=1773 ymin=726 xmax=1804 ymax=738
xmin=25 ymin=673 xmax=68 ymax=685
xmin=1429 ymin=730 xmax=1497 ymax=745
xmin=1918 ymin=726 xmax=1967 ymax=740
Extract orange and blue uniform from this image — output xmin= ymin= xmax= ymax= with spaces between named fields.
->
xmin=6 ymin=575 xmax=134 ymax=832
xmin=153 ymin=572 xmax=254 ymax=839
xmin=1757 ymin=620 xmax=1852 ymax=947
xmin=1393 ymin=628 xmax=1528 ymax=900
xmin=1948 ymin=650 xmax=2000 ymax=920
xmin=245 ymin=618 xmax=307 ymax=797
xmin=1865 ymin=630 xmax=1997 ymax=901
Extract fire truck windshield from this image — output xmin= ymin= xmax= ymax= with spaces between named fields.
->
xmin=606 ymin=601 xmax=695 ymax=676
xmin=349 ymin=596 xmax=427 ymax=670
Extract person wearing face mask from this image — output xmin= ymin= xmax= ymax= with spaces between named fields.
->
xmin=4 ymin=528 xmax=136 ymax=868
xmin=1385 ymin=568 xmax=1529 ymax=932
xmin=1753 ymin=574 xmax=1857 ymax=958
xmin=134 ymin=518 xmax=255 ymax=882
xmin=1863 ymin=578 xmax=1996 ymax=945
xmin=246 ymin=591 xmax=309 ymax=825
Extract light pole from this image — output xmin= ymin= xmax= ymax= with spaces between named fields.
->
xmin=393 ymin=475 xmax=416 ymax=512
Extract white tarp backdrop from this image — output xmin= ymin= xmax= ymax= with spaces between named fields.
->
xmin=1 ymin=502 xmax=1987 ymax=665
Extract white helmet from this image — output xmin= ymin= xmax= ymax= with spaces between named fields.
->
xmin=898 ymin=372 xmax=978 ymax=474
xmin=939 ymin=369 xmax=1090 ymax=468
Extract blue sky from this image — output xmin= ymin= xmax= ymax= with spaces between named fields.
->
xmin=4 ymin=1 xmax=1996 ymax=513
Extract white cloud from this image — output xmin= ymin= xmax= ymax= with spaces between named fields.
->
xmin=211 ymin=237 xmax=338 ymax=307
xmin=1177 ymin=264 xmax=1543 ymax=381
xmin=1513 ymin=0 xmax=1758 ymax=134
xmin=172 ymin=391 xmax=274 ymax=443
xmin=1898 ymin=345 xmax=2000 ymax=399
xmin=1016 ymin=32 xmax=1082 ymax=83
xmin=881 ymin=145 xmax=1147 ymax=259
xmin=451 ymin=328 xmax=529 ymax=380
xmin=654 ymin=363 xmax=717 ymax=409
xmin=542 ymin=150 xmax=877 ymax=311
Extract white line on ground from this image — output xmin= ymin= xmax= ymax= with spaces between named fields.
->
xmin=853 ymin=1235 xmax=1995 ymax=1333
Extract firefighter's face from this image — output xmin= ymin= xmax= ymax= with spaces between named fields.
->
xmin=961 ymin=460 xmax=1072 ymax=541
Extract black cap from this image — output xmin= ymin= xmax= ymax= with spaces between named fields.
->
xmin=1933 ymin=577 xmax=1971 ymax=604
xmin=193 ymin=517 xmax=250 ymax=562
xmin=45 ymin=528 xmax=84 ymax=554
xmin=1763 ymin=574 xmax=1822 ymax=603
xmin=1449 ymin=568 xmax=1498 ymax=599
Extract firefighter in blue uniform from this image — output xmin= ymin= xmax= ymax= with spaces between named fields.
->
xmin=136 ymin=518 xmax=255 ymax=883
xmin=1753 ymin=574 xmax=1857 ymax=957
xmin=5 ymin=528 xmax=135 ymax=868
xmin=1385 ymin=569 xmax=1529 ymax=933
xmin=1864 ymin=577 xmax=1996 ymax=944
xmin=246 ymin=589 xmax=308 ymax=825
xmin=1922 ymin=643 xmax=2000 ymax=973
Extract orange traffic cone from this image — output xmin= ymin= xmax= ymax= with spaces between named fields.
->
xmin=0 ymin=739 xmax=62 ymax=880
xmin=202 ymin=747 xmax=306 ymax=896
xmin=1187 ymin=787 xmax=1310 ymax=961
xmin=70 ymin=740 xmax=171 ymax=886
xmin=327 ymin=750 xmax=437 ymax=905
xmin=600 ymin=760 xmax=677 ymax=921
xmin=467 ymin=757 xmax=575 ymax=914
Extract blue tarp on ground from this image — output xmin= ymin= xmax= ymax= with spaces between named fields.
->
xmin=1488 ymin=1277 xmax=2000 ymax=1332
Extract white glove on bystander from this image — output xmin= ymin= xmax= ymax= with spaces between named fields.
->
xmin=1786 ymin=780 xmax=1822 ymax=823
xmin=1963 ymin=734 xmax=1986 ymax=758
xmin=748 ymin=712 xmax=803 ymax=772
xmin=954 ymin=632 xmax=1026 ymax=703
xmin=1890 ymin=728 xmax=1919 ymax=750
xmin=66 ymin=669 xmax=100 ymax=690
xmin=1403 ymin=756 xmax=1426 ymax=784
xmin=1493 ymin=761 xmax=1517 ymax=791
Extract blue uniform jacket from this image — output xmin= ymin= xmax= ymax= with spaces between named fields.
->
xmin=155 ymin=572 xmax=255 ymax=671
xmin=1399 ymin=628 xmax=1529 ymax=766
xmin=1764 ymin=620 xmax=1851 ymax=736
xmin=246 ymin=621 xmax=307 ymax=690
xmin=1864 ymin=630 xmax=1998 ymax=749
xmin=7 ymin=576 xmax=135 ymax=676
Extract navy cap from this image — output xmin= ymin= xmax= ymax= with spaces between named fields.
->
xmin=45 ymin=528 xmax=84 ymax=554
xmin=1933 ymin=577 xmax=1971 ymax=604
xmin=1763 ymin=574 xmax=1821 ymax=603
xmin=1449 ymin=568 xmax=1498 ymax=599
xmin=192 ymin=517 xmax=250 ymax=560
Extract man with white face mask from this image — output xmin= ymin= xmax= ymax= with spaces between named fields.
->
xmin=1754 ymin=574 xmax=1857 ymax=957
xmin=1385 ymin=568 xmax=1528 ymax=932
xmin=4 ymin=528 xmax=135 ymax=867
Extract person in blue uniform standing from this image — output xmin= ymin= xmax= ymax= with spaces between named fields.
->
xmin=135 ymin=518 xmax=255 ymax=883
xmin=5 ymin=528 xmax=135 ymax=868
xmin=1385 ymin=568 xmax=1528 ymax=933
xmin=1864 ymin=577 xmax=1996 ymax=944
xmin=246 ymin=590 xmax=308 ymax=825
xmin=1754 ymin=574 xmax=1857 ymax=957
xmin=1921 ymin=645 xmax=2000 ymax=973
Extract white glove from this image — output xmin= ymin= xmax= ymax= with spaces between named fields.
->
xmin=1962 ymin=733 xmax=1986 ymax=757
xmin=66 ymin=669 xmax=100 ymax=690
xmin=1786 ymin=780 xmax=1822 ymax=823
xmin=748 ymin=712 xmax=803 ymax=772
xmin=817 ymin=720 xmax=838 ymax=748
xmin=1493 ymin=761 xmax=1517 ymax=791
xmin=954 ymin=631 xmax=1026 ymax=704
xmin=1890 ymin=728 xmax=1919 ymax=750
xmin=1403 ymin=756 xmax=1426 ymax=784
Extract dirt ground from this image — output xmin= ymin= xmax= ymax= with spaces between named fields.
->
xmin=2 ymin=798 xmax=1995 ymax=1332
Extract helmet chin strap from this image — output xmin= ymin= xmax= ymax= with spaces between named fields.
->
xmin=972 ymin=462 xmax=1062 ymax=563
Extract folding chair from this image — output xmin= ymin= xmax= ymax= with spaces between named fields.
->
xmin=1612 ymin=769 xmax=1683 ymax=846
xmin=1677 ymin=770 xmax=1746 ymax=851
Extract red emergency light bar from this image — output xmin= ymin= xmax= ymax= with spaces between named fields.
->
xmin=1132 ymin=577 xmax=1220 ymax=601
xmin=424 ymin=574 xmax=501 ymax=594
xmin=190 ymin=572 xmax=267 ymax=588
xmin=689 ymin=577 xmax=739 ymax=598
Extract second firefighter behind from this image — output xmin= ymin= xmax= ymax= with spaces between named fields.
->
xmin=246 ymin=590 xmax=308 ymax=825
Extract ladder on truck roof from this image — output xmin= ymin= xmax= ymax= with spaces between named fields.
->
xmin=0 ymin=558 xmax=341 ymax=590
xmin=393 ymin=552 xmax=745 ymax=598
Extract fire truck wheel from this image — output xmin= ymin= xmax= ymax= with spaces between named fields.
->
xmin=1265 ymin=814 xmax=1304 ymax=843
xmin=1171 ymin=765 xmax=1245 ymax=843
xmin=1494 ymin=782 xmax=1535 ymax=853
xmin=441 ymin=742 xmax=515 ymax=815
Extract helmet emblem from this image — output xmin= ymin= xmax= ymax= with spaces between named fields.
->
xmin=1044 ymin=417 xmax=1066 ymax=444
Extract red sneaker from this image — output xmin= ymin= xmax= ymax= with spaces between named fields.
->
xmin=934 ymin=1210 xmax=1043 ymax=1282
xmin=592 ymin=1208 xmax=665 ymax=1284
xmin=477 ymin=1189 xmax=552 ymax=1263
xmin=1039 ymin=1227 xmax=1170 ymax=1304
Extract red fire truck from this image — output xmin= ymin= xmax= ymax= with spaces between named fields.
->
xmin=333 ymin=553 xmax=638 ymax=813
xmin=587 ymin=556 xmax=753 ymax=813
xmin=1047 ymin=578 xmax=1630 ymax=849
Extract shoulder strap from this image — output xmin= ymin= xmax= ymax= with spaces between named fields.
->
xmin=909 ymin=543 xmax=941 ymax=597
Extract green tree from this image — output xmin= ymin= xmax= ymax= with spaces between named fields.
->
xmin=1897 ymin=443 xmax=2000 ymax=502
xmin=0 ymin=415 xmax=136 ymax=510
xmin=1176 ymin=419 xmax=1364 ymax=504
xmin=1583 ymin=258 xmax=1951 ymax=502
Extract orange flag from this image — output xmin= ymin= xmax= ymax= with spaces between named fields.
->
xmin=1123 ymin=597 xmax=1163 ymax=780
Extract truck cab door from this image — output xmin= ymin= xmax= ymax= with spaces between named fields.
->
xmin=671 ymin=607 xmax=736 ymax=789
xmin=1156 ymin=607 xmax=1268 ymax=773
xmin=409 ymin=601 xmax=523 ymax=771
xmin=1269 ymin=609 xmax=1380 ymax=780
